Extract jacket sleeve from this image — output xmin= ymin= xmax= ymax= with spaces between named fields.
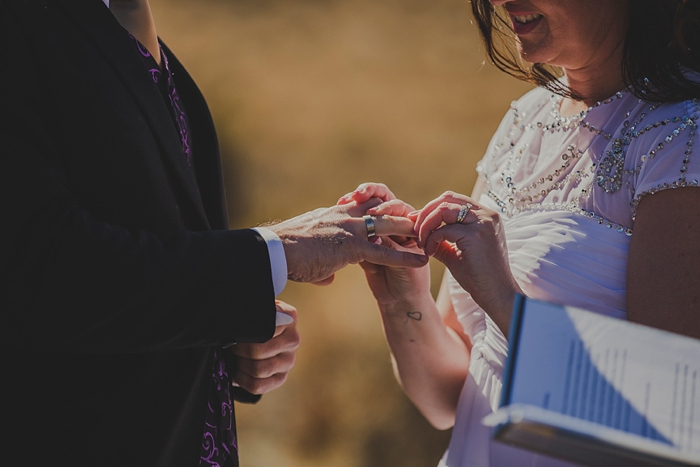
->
xmin=0 ymin=2 xmax=276 ymax=354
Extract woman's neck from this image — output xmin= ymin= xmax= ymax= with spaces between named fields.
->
xmin=560 ymin=71 xmax=626 ymax=117
xmin=559 ymin=34 xmax=627 ymax=117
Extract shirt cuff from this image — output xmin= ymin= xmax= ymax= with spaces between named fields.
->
xmin=252 ymin=227 xmax=287 ymax=296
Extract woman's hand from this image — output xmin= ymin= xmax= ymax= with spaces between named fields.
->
xmin=413 ymin=191 xmax=522 ymax=335
xmin=229 ymin=301 xmax=300 ymax=395
xmin=338 ymin=183 xmax=431 ymax=307
xmin=337 ymin=182 xmax=397 ymax=206
xmin=362 ymin=199 xmax=432 ymax=307
xmin=338 ymin=184 xmax=471 ymax=429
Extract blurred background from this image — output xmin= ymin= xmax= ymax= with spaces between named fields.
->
xmin=150 ymin=0 xmax=531 ymax=465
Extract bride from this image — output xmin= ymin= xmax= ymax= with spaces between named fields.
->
xmin=339 ymin=0 xmax=700 ymax=465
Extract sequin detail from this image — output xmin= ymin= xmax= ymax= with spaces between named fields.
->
xmin=478 ymin=89 xmax=700 ymax=235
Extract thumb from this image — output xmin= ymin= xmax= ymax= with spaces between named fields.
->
xmin=432 ymin=240 xmax=460 ymax=271
xmin=362 ymin=242 xmax=429 ymax=268
xmin=312 ymin=274 xmax=335 ymax=286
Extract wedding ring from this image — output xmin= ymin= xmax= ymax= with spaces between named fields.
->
xmin=363 ymin=215 xmax=376 ymax=238
xmin=456 ymin=203 xmax=472 ymax=224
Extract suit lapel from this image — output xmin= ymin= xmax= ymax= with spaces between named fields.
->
xmin=56 ymin=0 xmax=211 ymax=230
xmin=162 ymin=44 xmax=229 ymax=231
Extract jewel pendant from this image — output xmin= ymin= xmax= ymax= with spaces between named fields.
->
xmin=596 ymin=138 xmax=625 ymax=193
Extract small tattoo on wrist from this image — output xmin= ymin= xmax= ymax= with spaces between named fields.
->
xmin=407 ymin=311 xmax=423 ymax=321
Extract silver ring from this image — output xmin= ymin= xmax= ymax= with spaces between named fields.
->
xmin=363 ymin=215 xmax=376 ymax=238
xmin=456 ymin=203 xmax=472 ymax=224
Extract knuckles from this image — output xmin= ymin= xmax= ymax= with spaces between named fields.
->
xmin=437 ymin=201 xmax=453 ymax=212
xmin=240 ymin=373 xmax=289 ymax=395
xmin=254 ymin=354 xmax=295 ymax=378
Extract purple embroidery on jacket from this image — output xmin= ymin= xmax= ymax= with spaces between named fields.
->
xmin=133 ymin=37 xmax=151 ymax=58
xmin=129 ymin=34 xmax=193 ymax=166
xmin=200 ymin=351 xmax=237 ymax=467
xmin=160 ymin=50 xmax=193 ymax=166
xmin=127 ymin=35 xmax=238 ymax=466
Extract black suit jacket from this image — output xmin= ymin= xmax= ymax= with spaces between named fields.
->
xmin=0 ymin=0 xmax=276 ymax=465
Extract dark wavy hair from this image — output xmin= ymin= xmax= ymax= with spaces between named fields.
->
xmin=471 ymin=0 xmax=700 ymax=103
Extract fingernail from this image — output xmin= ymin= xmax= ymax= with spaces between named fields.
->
xmin=408 ymin=210 xmax=418 ymax=217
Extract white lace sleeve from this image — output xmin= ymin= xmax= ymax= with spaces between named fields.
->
xmin=628 ymin=98 xmax=700 ymax=219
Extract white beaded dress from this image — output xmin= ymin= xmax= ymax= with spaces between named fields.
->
xmin=438 ymin=84 xmax=700 ymax=467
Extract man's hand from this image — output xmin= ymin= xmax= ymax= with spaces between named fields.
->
xmin=268 ymin=200 xmax=427 ymax=284
xmin=229 ymin=301 xmax=300 ymax=395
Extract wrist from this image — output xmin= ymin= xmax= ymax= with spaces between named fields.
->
xmin=484 ymin=283 xmax=522 ymax=336
xmin=376 ymin=293 xmax=435 ymax=317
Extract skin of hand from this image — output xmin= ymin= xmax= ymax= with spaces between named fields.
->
xmin=412 ymin=191 xmax=523 ymax=336
xmin=267 ymin=199 xmax=427 ymax=285
xmin=229 ymin=300 xmax=301 ymax=395
xmin=338 ymin=182 xmax=431 ymax=305
xmin=360 ymin=202 xmax=432 ymax=307
xmin=340 ymin=183 xmax=521 ymax=334
xmin=338 ymin=183 xmax=471 ymax=429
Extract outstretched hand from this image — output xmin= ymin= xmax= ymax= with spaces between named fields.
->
xmin=268 ymin=198 xmax=427 ymax=284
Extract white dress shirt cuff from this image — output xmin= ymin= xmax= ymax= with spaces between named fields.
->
xmin=252 ymin=227 xmax=287 ymax=297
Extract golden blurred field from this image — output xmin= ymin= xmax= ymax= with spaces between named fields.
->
xmin=150 ymin=0 xmax=531 ymax=465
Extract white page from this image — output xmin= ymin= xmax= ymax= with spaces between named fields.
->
xmin=508 ymin=300 xmax=700 ymax=455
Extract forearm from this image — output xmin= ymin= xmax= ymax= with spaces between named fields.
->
xmin=1 ymin=195 xmax=276 ymax=352
xmin=378 ymin=295 xmax=470 ymax=430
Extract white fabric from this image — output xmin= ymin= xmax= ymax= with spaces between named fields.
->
xmin=440 ymin=86 xmax=700 ymax=466
xmin=252 ymin=227 xmax=287 ymax=297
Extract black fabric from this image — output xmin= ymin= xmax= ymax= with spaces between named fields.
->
xmin=0 ymin=0 xmax=276 ymax=465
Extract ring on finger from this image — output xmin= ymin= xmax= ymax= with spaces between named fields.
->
xmin=456 ymin=203 xmax=472 ymax=224
xmin=363 ymin=215 xmax=376 ymax=238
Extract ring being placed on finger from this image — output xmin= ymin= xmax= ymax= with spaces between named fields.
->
xmin=363 ymin=215 xmax=376 ymax=238
xmin=456 ymin=203 xmax=472 ymax=224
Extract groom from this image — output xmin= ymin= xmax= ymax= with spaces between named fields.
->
xmin=0 ymin=0 xmax=423 ymax=466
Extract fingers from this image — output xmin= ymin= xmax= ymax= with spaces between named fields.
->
xmin=337 ymin=182 xmax=396 ymax=205
xmin=422 ymin=224 xmax=466 ymax=258
xmin=415 ymin=193 xmax=476 ymax=248
xmin=231 ymin=356 xmax=295 ymax=395
xmin=371 ymin=215 xmax=417 ymax=238
xmin=234 ymin=345 xmax=296 ymax=380
xmin=414 ymin=191 xmax=472 ymax=229
xmin=366 ymin=199 xmax=416 ymax=217
xmin=312 ymin=274 xmax=335 ymax=286
xmin=361 ymin=241 xmax=429 ymax=268
xmin=345 ymin=198 xmax=384 ymax=217
xmin=230 ymin=301 xmax=300 ymax=395
xmin=230 ymin=326 xmax=300 ymax=394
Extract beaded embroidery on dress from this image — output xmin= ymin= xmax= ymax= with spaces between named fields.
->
xmin=439 ymin=82 xmax=700 ymax=467
xmin=478 ymin=87 xmax=699 ymax=235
